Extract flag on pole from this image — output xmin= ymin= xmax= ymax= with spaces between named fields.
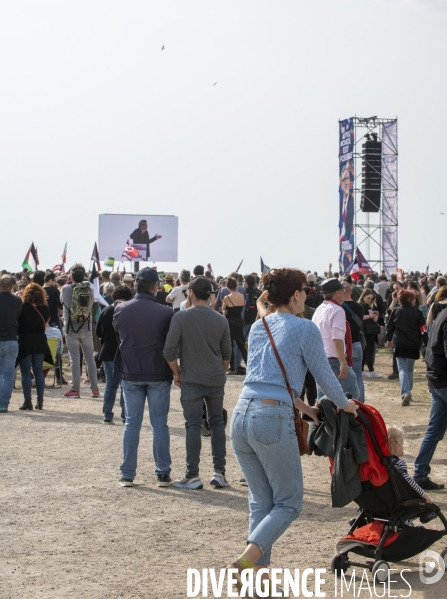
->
xmin=426 ymin=265 xmax=429 ymax=276
xmin=347 ymin=248 xmax=373 ymax=281
xmin=91 ymin=242 xmax=101 ymax=271
xmin=235 ymin=259 xmax=244 ymax=273
xmin=122 ymin=240 xmax=139 ymax=261
xmin=206 ymin=263 xmax=213 ymax=274
xmin=22 ymin=247 xmax=33 ymax=272
xmin=30 ymin=242 xmax=39 ymax=268
xmin=396 ymin=268 xmax=403 ymax=282
xmin=260 ymin=257 xmax=270 ymax=275
xmin=61 ymin=242 xmax=67 ymax=273
xmin=52 ymin=265 xmax=63 ymax=272
xmin=89 ymin=263 xmax=108 ymax=307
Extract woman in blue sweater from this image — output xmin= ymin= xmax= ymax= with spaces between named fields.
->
xmin=228 ymin=268 xmax=358 ymax=595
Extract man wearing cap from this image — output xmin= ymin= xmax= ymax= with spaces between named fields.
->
xmin=166 ymin=269 xmax=190 ymax=312
xmin=113 ymin=267 xmax=174 ymax=488
xmin=312 ymin=278 xmax=360 ymax=399
xmin=164 ymin=276 xmax=232 ymax=489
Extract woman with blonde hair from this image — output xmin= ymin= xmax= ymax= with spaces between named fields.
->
xmin=17 ymin=283 xmax=52 ymax=410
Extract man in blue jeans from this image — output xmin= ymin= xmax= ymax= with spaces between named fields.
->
xmin=164 ymin=276 xmax=231 ymax=489
xmin=414 ymin=307 xmax=447 ymax=491
xmin=113 ymin=267 xmax=174 ymax=488
xmin=96 ymin=284 xmax=133 ymax=424
xmin=0 ymin=276 xmax=23 ymax=413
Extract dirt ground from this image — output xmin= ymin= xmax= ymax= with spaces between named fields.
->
xmin=1 ymin=349 xmax=446 ymax=599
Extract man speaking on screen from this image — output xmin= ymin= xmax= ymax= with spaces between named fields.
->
xmin=129 ymin=219 xmax=162 ymax=258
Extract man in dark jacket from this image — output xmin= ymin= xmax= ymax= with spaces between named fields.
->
xmin=113 ymin=267 xmax=174 ymax=488
xmin=0 ymin=276 xmax=23 ymax=412
xmin=413 ymin=308 xmax=447 ymax=490
xmin=96 ymin=285 xmax=133 ymax=424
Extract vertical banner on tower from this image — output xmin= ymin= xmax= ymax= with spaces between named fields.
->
xmin=380 ymin=122 xmax=398 ymax=277
xmin=339 ymin=118 xmax=355 ymax=273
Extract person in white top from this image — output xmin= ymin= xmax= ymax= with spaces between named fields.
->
xmin=312 ymin=278 xmax=359 ymax=400
xmin=166 ymin=270 xmax=190 ymax=312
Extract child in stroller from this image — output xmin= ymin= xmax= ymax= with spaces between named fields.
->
xmin=330 ymin=402 xmax=447 ymax=583
xmin=387 ymin=425 xmax=436 ymax=524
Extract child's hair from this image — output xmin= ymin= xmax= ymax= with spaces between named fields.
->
xmin=387 ymin=425 xmax=404 ymax=450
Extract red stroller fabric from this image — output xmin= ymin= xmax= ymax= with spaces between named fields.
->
xmin=356 ymin=402 xmax=389 ymax=486
xmin=340 ymin=521 xmax=400 ymax=548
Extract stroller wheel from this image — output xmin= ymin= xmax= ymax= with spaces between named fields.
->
xmin=372 ymin=560 xmax=390 ymax=583
xmin=441 ymin=548 xmax=447 ymax=560
xmin=330 ymin=554 xmax=348 ymax=575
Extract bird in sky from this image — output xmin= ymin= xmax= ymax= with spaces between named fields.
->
xmin=161 ymin=45 xmax=164 ymax=51
xmin=213 ymin=82 xmax=217 ymax=86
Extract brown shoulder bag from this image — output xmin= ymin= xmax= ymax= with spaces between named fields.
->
xmin=262 ymin=316 xmax=309 ymax=456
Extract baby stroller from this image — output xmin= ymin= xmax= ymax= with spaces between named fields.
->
xmin=329 ymin=401 xmax=447 ymax=583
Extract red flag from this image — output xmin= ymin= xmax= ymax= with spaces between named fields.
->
xmin=122 ymin=241 xmax=139 ymax=261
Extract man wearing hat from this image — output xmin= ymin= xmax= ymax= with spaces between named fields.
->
xmin=163 ymin=274 xmax=174 ymax=293
xmin=113 ymin=267 xmax=174 ymax=488
xmin=312 ymin=278 xmax=360 ymax=399
xmin=164 ymin=276 xmax=232 ymax=489
xmin=166 ymin=269 xmax=190 ymax=312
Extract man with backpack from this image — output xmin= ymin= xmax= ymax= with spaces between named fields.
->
xmin=61 ymin=264 xmax=100 ymax=399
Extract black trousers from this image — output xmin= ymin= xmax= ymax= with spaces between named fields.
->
xmin=228 ymin=320 xmax=248 ymax=371
xmin=300 ymin=369 xmax=317 ymax=406
xmin=363 ymin=334 xmax=376 ymax=371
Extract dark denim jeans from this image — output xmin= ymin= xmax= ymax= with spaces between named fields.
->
xmin=180 ymin=384 xmax=226 ymax=478
xmin=0 ymin=341 xmax=18 ymax=409
xmin=19 ymin=353 xmax=45 ymax=401
xmin=102 ymin=360 xmax=125 ymax=421
xmin=414 ymin=385 xmax=447 ymax=482
xmin=120 ymin=380 xmax=171 ymax=480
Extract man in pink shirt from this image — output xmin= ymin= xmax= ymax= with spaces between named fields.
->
xmin=312 ymin=278 xmax=360 ymax=400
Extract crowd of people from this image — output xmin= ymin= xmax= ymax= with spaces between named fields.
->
xmin=1 ymin=261 xmax=446 ymax=594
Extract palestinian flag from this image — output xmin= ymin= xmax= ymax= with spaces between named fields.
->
xmin=22 ymin=248 xmax=33 ymax=272
xmin=30 ymin=242 xmax=39 ymax=268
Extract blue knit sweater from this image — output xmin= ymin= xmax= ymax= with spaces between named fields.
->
xmin=241 ymin=313 xmax=349 ymax=408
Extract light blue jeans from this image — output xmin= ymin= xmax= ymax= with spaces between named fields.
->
xmin=351 ymin=342 xmax=365 ymax=403
xmin=317 ymin=358 xmax=360 ymax=400
xmin=396 ymin=357 xmax=415 ymax=398
xmin=414 ymin=385 xmax=447 ymax=481
xmin=121 ymin=380 xmax=171 ymax=480
xmin=0 ymin=341 xmax=18 ymax=409
xmin=230 ymin=398 xmax=303 ymax=565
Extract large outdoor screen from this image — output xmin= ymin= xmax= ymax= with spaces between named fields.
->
xmin=98 ymin=214 xmax=178 ymax=262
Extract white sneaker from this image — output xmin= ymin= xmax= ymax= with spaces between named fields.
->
xmin=369 ymin=371 xmax=383 ymax=379
xmin=362 ymin=372 xmax=371 ymax=379
xmin=210 ymin=473 xmax=230 ymax=488
xmin=173 ymin=476 xmax=203 ymax=490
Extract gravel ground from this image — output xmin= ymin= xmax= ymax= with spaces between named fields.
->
xmin=1 ymin=350 xmax=446 ymax=599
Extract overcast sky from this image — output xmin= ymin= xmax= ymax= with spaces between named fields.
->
xmin=1 ymin=0 xmax=446 ymax=276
